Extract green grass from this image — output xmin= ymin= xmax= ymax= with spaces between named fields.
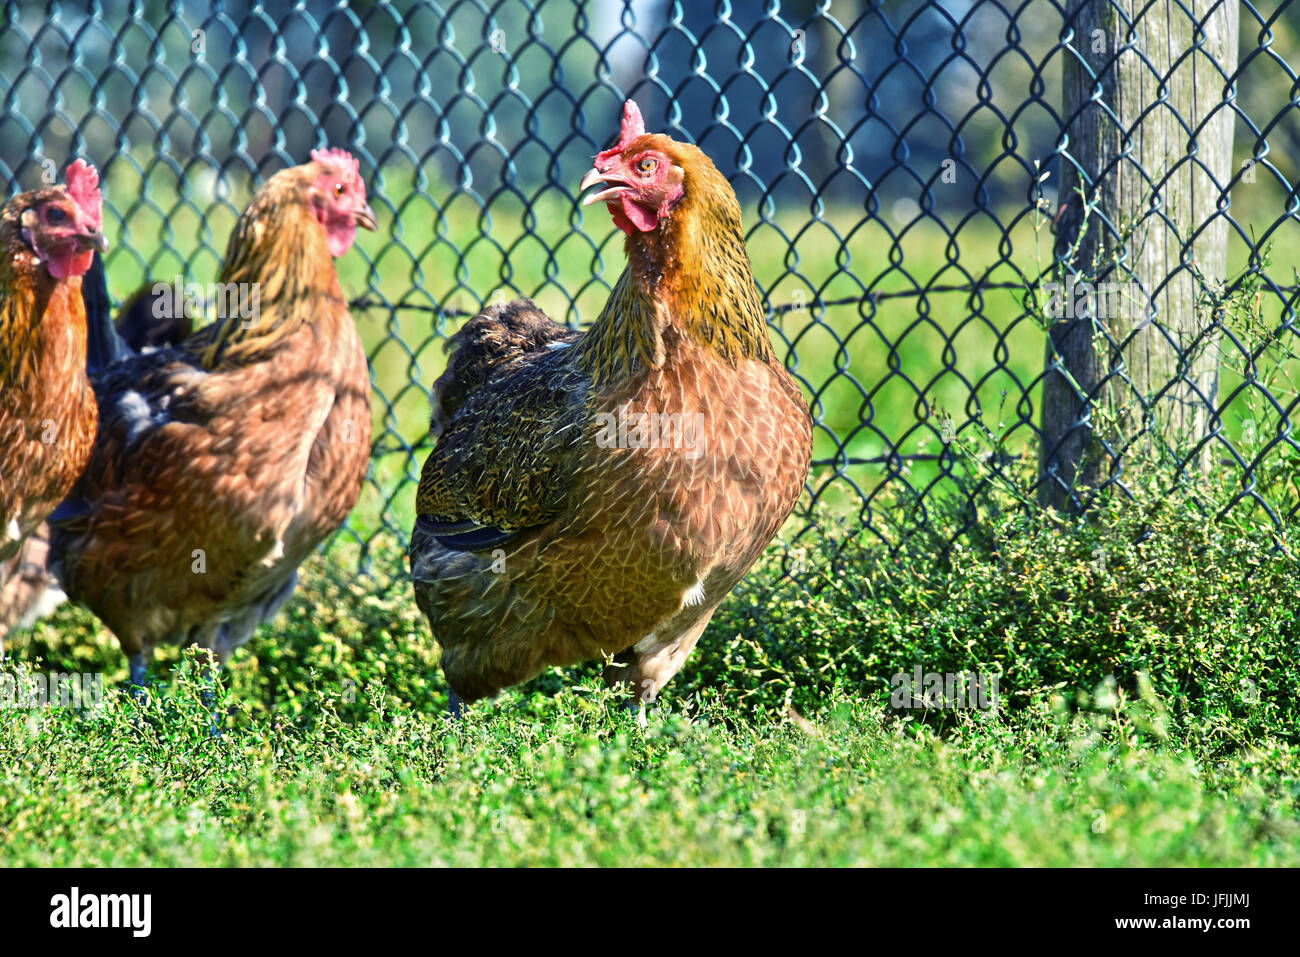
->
xmin=2 ymin=683 xmax=1295 ymax=866
xmin=3 ymin=471 xmax=1299 ymax=866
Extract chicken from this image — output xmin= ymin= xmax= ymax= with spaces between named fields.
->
xmin=0 ymin=160 xmax=107 ymax=649
xmin=0 ymin=256 xmax=198 ymax=643
xmin=410 ymin=101 xmax=812 ymax=720
xmin=48 ymin=149 xmax=376 ymax=684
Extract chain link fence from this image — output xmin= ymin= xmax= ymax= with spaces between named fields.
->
xmin=2 ymin=0 xmax=1298 ymax=565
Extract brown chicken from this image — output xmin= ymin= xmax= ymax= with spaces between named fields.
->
xmin=49 ymin=149 xmax=376 ymax=684
xmin=0 ymin=256 xmax=196 ymax=643
xmin=410 ymin=101 xmax=812 ymax=720
xmin=0 ymin=160 xmax=106 ymax=649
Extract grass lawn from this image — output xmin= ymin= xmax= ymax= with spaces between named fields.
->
xmin=3 ymin=473 xmax=1298 ymax=866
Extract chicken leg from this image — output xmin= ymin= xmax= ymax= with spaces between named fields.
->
xmin=604 ymin=616 xmax=711 ymax=726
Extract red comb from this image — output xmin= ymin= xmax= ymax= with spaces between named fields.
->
xmin=64 ymin=159 xmax=103 ymax=230
xmin=311 ymin=147 xmax=361 ymax=181
xmin=595 ymin=100 xmax=647 ymax=165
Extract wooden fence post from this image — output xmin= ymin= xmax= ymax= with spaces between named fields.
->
xmin=1039 ymin=0 xmax=1239 ymax=509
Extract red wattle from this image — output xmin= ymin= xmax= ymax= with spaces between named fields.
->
xmin=46 ymin=249 xmax=93 ymax=279
xmin=325 ymin=221 xmax=358 ymax=258
xmin=608 ymin=203 xmax=634 ymax=236
xmin=618 ymin=194 xmax=659 ymax=232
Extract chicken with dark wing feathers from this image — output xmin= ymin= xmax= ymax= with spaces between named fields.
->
xmin=410 ymin=102 xmax=812 ymax=720
xmin=49 ymin=149 xmax=376 ymax=684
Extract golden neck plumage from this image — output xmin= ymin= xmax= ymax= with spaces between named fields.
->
xmin=0 ymin=282 xmax=42 ymax=384
xmin=191 ymin=187 xmax=347 ymax=370
xmin=578 ymin=188 xmax=774 ymax=387
xmin=0 ymin=224 xmax=77 ymax=385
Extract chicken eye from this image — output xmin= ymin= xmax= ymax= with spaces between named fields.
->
xmin=333 ymin=183 xmax=346 ymax=197
xmin=46 ymin=206 xmax=67 ymax=223
xmin=636 ymin=156 xmax=658 ymax=175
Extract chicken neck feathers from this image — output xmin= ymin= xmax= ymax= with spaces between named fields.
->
xmin=190 ymin=166 xmax=351 ymax=370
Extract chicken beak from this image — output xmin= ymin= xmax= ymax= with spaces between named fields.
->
xmin=580 ymin=168 xmax=628 ymax=207
xmin=79 ymin=229 xmax=109 ymax=253
xmin=354 ymin=203 xmax=378 ymax=231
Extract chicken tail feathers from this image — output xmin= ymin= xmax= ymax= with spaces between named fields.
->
xmin=83 ymin=252 xmax=131 ymax=376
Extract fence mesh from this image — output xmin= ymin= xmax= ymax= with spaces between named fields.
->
xmin=2 ymin=0 xmax=1298 ymax=565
